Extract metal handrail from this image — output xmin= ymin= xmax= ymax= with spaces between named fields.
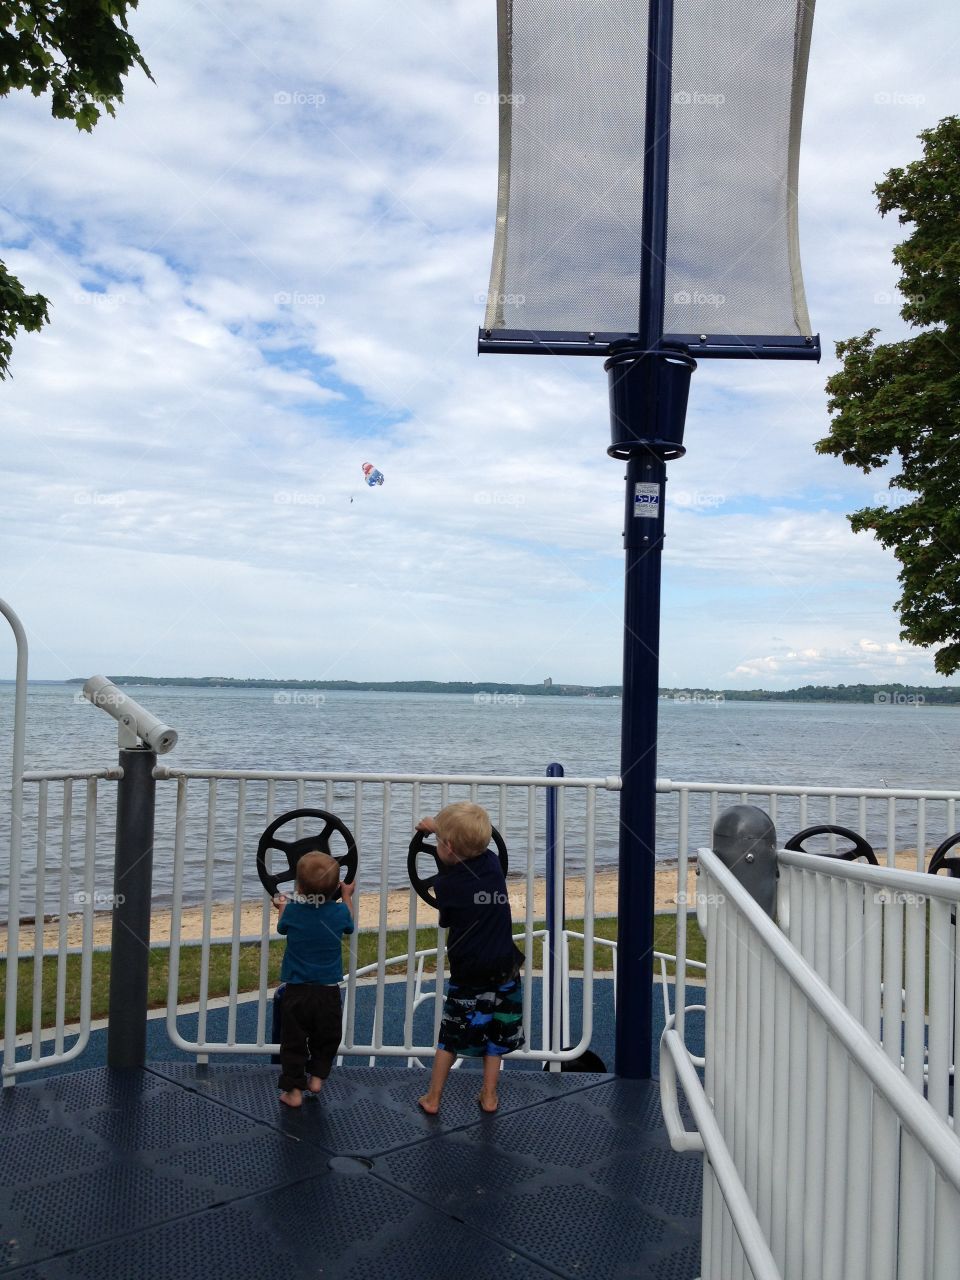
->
xmin=697 ymin=846 xmax=960 ymax=1183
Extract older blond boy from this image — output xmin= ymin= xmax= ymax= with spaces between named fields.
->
xmin=415 ymin=802 xmax=524 ymax=1115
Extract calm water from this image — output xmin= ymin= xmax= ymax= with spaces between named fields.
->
xmin=3 ymin=682 xmax=959 ymax=786
xmin=1 ymin=683 xmax=959 ymax=915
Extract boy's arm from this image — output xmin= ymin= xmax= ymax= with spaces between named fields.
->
xmin=273 ymin=893 xmax=289 ymax=931
xmin=340 ymin=879 xmax=356 ymax=932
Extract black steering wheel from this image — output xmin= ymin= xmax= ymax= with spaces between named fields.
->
xmin=784 ymin=824 xmax=878 ymax=865
xmin=256 ymin=808 xmax=358 ymax=899
xmin=407 ymin=827 xmax=509 ymax=909
xmin=928 ymin=833 xmax=960 ymax=878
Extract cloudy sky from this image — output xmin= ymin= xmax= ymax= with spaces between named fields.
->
xmin=1 ymin=0 xmax=956 ymax=688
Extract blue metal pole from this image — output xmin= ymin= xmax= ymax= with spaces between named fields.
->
xmin=545 ymin=762 xmax=565 ymax=1058
xmin=613 ymin=0 xmax=680 ymax=1080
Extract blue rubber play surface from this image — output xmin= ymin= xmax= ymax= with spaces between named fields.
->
xmin=1 ymin=982 xmax=706 ymax=1278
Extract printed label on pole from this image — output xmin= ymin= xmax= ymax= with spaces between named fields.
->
xmin=633 ymin=482 xmax=661 ymax=518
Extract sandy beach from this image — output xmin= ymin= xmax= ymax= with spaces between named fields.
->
xmin=2 ymin=849 xmax=929 ymax=953
xmin=2 ymin=863 xmax=698 ymax=953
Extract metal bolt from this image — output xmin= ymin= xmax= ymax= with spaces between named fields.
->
xmin=745 ymin=853 xmax=755 ymax=863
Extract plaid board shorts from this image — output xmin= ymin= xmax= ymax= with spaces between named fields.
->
xmin=438 ymin=972 xmax=525 ymax=1058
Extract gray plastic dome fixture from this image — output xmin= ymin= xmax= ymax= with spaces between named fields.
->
xmin=712 ymin=805 xmax=778 ymax=918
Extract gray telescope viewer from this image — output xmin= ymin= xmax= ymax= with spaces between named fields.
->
xmin=82 ymin=675 xmax=178 ymax=754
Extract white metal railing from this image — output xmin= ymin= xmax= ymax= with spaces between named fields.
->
xmin=156 ymin=767 xmax=613 ymax=1062
xmin=2 ymin=770 xmax=120 ymax=1082
xmin=778 ymin=849 xmax=960 ymax=1126
xmin=659 ymin=779 xmax=960 ymax=870
xmin=6 ymin=749 xmax=960 ymax=1080
xmin=662 ymin=846 xmax=960 ymax=1280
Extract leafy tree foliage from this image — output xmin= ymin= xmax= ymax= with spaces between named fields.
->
xmin=817 ymin=116 xmax=960 ymax=675
xmin=0 ymin=1 xmax=151 ymax=377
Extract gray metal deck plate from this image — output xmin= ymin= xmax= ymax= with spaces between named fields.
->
xmin=0 ymin=1065 xmax=701 ymax=1279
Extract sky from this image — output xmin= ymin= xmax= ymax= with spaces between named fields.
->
xmin=0 ymin=0 xmax=957 ymax=689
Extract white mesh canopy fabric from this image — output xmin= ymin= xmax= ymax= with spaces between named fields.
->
xmin=484 ymin=0 xmax=815 ymax=345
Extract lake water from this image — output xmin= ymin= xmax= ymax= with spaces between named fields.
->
xmin=1 ymin=683 xmax=959 ymax=915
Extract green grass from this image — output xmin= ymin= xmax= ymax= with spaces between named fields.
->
xmin=1 ymin=914 xmax=706 ymax=1036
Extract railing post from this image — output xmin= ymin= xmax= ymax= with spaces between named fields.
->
xmin=1 ymin=599 xmax=28 ymax=1087
xmin=545 ymin=763 xmax=565 ymax=1065
xmin=107 ymin=746 xmax=158 ymax=1067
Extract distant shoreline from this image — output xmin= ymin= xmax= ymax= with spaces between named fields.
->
xmin=47 ymin=677 xmax=960 ymax=705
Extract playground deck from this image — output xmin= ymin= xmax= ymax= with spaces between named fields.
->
xmin=0 ymin=1062 xmax=702 ymax=1279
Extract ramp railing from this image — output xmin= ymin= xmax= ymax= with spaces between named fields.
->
xmin=777 ymin=850 xmax=960 ymax=1124
xmin=661 ymin=845 xmax=960 ymax=1280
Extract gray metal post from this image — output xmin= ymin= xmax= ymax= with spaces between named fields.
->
xmin=711 ymin=805 xmax=779 ymax=918
xmin=107 ymin=746 xmax=157 ymax=1068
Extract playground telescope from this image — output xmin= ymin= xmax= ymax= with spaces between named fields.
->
xmin=83 ymin=675 xmax=178 ymax=754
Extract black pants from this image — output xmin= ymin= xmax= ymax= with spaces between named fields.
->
xmin=277 ymin=983 xmax=343 ymax=1091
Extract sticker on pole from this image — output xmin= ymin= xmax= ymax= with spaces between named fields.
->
xmin=633 ymin=482 xmax=660 ymax=518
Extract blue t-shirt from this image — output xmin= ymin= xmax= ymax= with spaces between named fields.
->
xmin=277 ymin=898 xmax=354 ymax=984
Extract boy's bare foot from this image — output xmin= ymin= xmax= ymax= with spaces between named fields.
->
xmin=417 ymin=1095 xmax=440 ymax=1115
xmin=307 ymin=1077 xmax=323 ymax=1095
xmin=280 ymin=1088 xmax=303 ymax=1108
xmin=477 ymin=1091 xmax=499 ymax=1114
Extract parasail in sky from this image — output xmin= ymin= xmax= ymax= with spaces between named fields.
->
xmin=362 ymin=462 xmax=385 ymax=487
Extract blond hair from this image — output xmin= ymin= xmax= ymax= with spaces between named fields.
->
xmin=296 ymin=851 xmax=340 ymax=897
xmin=434 ymin=802 xmax=492 ymax=860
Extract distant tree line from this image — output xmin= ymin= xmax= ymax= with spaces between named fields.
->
xmin=61 ymin=678 xmax=960 ymax=704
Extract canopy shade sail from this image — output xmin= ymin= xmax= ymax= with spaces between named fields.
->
xmin=480 ymin=0 xmax=819 ymax=360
